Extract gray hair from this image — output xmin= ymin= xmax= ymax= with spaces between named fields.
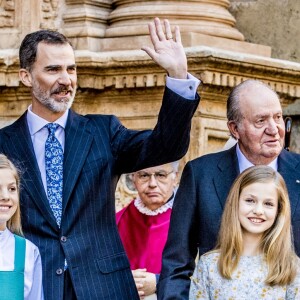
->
xmin=227 ymin=79 xmax=279 ymax=138
xmin=171 ymin=160 xmax=180 ymax=172
xmin=227 ymin=79 xmax=278 ymax=123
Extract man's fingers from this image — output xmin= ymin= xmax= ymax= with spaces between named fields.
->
xmin=141 ymin=47 xmax=157 ymax=61
xmin=148 ymin=22 xmax=159 ymax=46
xmin=132 ymin=269 xmax=147 ymax=278
xmin=154 ymin=17 xmax=166 ymax=41
xmin=164 ymin=19 xmax=173 ymax=40
xmin=174 ymin=25 xmax=181 ymax=44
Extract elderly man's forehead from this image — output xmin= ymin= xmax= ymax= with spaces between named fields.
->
xmin=137 ymin=163 xmax=173 ymax=173
xmin=239 ymin=81 xmax=278 ymax=97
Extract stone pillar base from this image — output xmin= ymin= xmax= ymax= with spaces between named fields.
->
xmin=99 ymin=32 xmax=271 ymax=57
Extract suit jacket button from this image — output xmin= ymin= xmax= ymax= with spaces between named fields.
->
xmin=56 ymin=268 xmax=63 ymax=275
xmin=61 ymin=236 xmax=67 ymax=242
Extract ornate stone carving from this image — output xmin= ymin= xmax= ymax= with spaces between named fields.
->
xmin=0 ymin=0 xmax=15 ymax=27
xmin=40 ymin=0 xmax=59 ymax=30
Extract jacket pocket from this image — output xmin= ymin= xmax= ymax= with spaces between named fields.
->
xmin=96 ymin=252 xmax=130 ymax=274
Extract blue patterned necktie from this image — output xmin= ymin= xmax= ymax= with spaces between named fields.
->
xmin=45 ymin=123 xmax=63 ymax=226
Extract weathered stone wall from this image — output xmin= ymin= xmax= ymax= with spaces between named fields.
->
xmin=229 ymin=0 xmax=300 ymax=62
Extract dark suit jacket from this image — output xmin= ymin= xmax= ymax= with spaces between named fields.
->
xmin=157 ymin=145 xmax=300 ymax=300
xmin=0 ymin=88 xmax=199 ymax=300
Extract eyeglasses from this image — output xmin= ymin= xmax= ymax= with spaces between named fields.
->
xmin=135 ymin=170 xmax=174 ymax=183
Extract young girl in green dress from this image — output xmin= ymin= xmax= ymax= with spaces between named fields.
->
xmin=0 ymin=154 xmax=44 ymax=300
xmin=189 ymin=165 xmax=300 ymax=299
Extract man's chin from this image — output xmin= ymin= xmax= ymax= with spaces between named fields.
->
xmin=263 ymin=147 xmax=282 ymax=158
xmin=48 ymin=98 xmax=74 ymax=112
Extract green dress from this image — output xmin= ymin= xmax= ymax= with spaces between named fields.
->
xmin=0 ymin=234 xmax=26 ymax=300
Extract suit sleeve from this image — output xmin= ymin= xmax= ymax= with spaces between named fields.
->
xmin=111 ymin=87 xmax=200 ymax=174
xmin=157 ymin=162 xmax=199 ymax=300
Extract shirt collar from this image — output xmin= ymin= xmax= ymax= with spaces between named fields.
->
xmin=134 ymin=188 xmax=177 ymax=216
xmin=26 ymin=104 xmax=69 ymax=135
xmin=236 ymin=143 xmax=278 ymax=173
xmin=0 ymin=227 xmax=11 ymax=243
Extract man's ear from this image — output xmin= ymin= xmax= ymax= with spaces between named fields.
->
xmin=227 ymin=120 xmax=240 ymax=140
xmin=19 ymin=68 xmax=32 ymax=87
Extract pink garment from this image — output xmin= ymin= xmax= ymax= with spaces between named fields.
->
xmin=116 ymin=200 xmax=172 ymax=274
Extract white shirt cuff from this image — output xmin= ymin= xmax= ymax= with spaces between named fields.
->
xmin=166 ymin=73 xmax=200 ymax=100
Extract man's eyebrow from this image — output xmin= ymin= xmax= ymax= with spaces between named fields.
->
xmin=254 ymin=111 xmax=282 ymax=118
xmin=44 ymin=65 xmax=61 ymax=70
xmin=254 ymin=113 xmax=269 ymax=118
xmin=67 ymin=64 xmax=77 ymax=68
xmin=44 ymin=64 xmax=77 ymax=70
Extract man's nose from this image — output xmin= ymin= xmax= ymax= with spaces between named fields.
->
xmin=148 ymin=174 xmax=158 ymax=187
xmin=58 ymin=70 xmax=72 ymax=85
xmin=266 ymin=119 xmax=279 ymax=135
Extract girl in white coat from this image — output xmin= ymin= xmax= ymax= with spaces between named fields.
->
xmin=0 ymin=154 xmax=44 ymax=300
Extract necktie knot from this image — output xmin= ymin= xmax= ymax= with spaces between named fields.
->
xmin=46 ymin=123 xmax=59 ymax=135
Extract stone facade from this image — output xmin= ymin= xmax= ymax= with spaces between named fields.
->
xmin=229 ymin=0 xmax=300 ymax=62
xmin=0 ymin=0 xmax=300 ymax=207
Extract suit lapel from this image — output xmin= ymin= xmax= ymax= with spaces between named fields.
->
xmin=62 ymin=110 xmax=95 ymax=212
xmin=278 ymin=150 xmax=300 ymax=219
xmin=213 ymin=146 xmax=239 ymax=208
xmin=2 ymin=113 xmax=59 ymax=230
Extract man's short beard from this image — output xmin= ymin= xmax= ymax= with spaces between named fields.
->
xmin=32 ymin=85 xmax=76 ymax=113
xmin=39 ymin=95 xmax=74 ymax=113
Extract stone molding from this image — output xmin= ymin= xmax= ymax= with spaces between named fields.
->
xmin=1 ymin=46 xmax=300 ymax=93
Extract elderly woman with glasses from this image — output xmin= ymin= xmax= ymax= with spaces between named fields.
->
xmin=116 ymin=161 xmax=179 ymax=300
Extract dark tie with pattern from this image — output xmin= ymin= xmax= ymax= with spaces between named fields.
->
xmin=45 ymin=123 xmax=63 ymax=226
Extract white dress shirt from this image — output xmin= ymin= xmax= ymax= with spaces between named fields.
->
xmin=236 ymin=143 xmax=278 ymax=173
xmin=0 ymin=228 xmax=44 ymax=300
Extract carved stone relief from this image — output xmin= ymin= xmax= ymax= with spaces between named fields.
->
xmin=0 ymin=0 xmax=15 ymax=27
xmin=40 ymin=0 xmax=59 ymax=30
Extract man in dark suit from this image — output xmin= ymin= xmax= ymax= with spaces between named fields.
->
xmin=157 ymin=79 xmax=300 ymax=299
xmin=0 ymin=18 xmax=200 ymax=300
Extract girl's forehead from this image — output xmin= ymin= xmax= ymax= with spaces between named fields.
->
xmin=0 ymin=168 xmax=16 ymax=180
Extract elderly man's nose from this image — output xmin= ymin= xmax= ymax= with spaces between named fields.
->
xmin=148 ymin=174 xmax=158 ymax=186
xmin=266 ymin=119 xmax=279 ymax=135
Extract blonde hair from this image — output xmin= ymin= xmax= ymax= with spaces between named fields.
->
xmin=0 ymin=154 xmax=23 ymax=235
xmin=216 ymin=165 xmax=297 ymax=285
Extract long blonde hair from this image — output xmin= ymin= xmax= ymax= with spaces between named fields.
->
xmin=216 ymin=165 xmax=297 ymax=285
xmin=0 ymin=154 xmax=23 ymax=236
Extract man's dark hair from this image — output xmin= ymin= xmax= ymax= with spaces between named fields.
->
xmin=19 ymin=30 xmax=73 ymax=71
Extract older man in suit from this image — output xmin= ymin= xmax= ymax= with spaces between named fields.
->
xmin=0 ymin=18 xmax=200 ymax=300
xmin=157 ymin=79 xmax=300 ymax=299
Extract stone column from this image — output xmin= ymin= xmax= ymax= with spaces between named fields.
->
xmin=102 ymin=0 xmax=270 ymax=56
xmin=62 ymin=0 xmax=112 ymax=51
xmin=106 ymin=0 xmax=244 ymax=40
